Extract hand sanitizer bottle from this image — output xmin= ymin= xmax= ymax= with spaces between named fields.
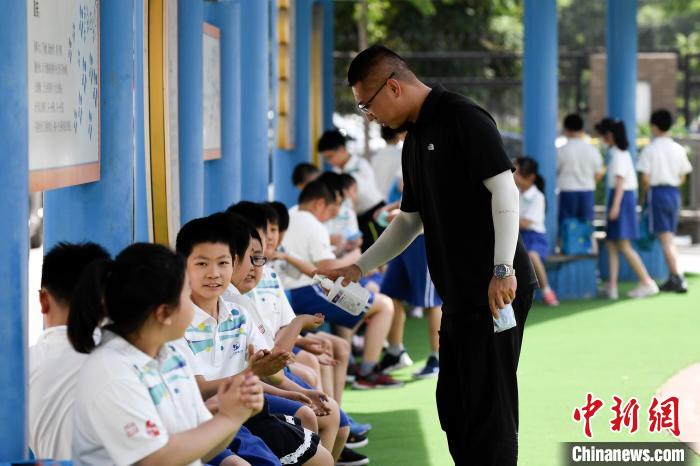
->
xmin=493 ymin=303 xmax=517 ymax=333
xmin=313 ymin=275 xmax=371 ymax=316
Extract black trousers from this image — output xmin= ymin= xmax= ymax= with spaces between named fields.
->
xmin=436 ymin=291 xmax=533 ymax=466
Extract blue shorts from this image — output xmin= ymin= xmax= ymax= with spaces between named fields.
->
xmin=559 ymin=191 xmax=595 ymax=223
xmin=649 ymin=186 xmax=680 ymax=234
xmin=520 ymin=230 xmax=549 ymax=260
xmin=282 ymin=368 xmax=350 ymax=427
xmin=229 ymin=425 xmax=280 ymax=466
xmin=289 ymin=284 xmax=373 ymax=328
xmin=208 ymin=448 xmax=235 ymax=466
xmin=359 ymin=270 xmax=384 ymax=288
xmin=380 ymin=235 xmax=442 ymax=307
xmin=606 ymin=189 xmax=638 ymax=240
xmin=266 ymin=393 xmax=304 ymax=417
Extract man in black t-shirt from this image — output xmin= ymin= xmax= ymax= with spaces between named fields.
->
xmin=317 ymin=45 xmax=537 ymax=465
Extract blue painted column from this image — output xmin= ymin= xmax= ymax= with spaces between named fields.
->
xmin=321 ymin=0 xmax=335 ymax=130
xmin=134 ymin=0 xmax=150 ymax=242
xmin=606 ymin=0 xmax=638 ymax=157
xmin=523 ymin=0 xmax=558 ymax=250
xmin=274 ymin=0 xmax=313 ymax=207
xmin=44 ymin=1 xmax=136 ymax=256
xmin=178 ymin=0 xmax=204 ymax=223
xmin=204 ymin=0 xmax=242 ymax=213
xmin=0 ymin=3 xmax=28 ymax=460
xmin=240 ymin=0 xmax=270 ymax=201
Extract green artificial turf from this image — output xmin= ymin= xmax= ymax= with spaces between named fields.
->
xmin=341 ymin=278 xmax=700 ymax=465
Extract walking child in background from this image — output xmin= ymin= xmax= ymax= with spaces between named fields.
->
xmin=514 ymin=157 xmax=559 ymax=306
xmin=637 ymin=109 xmax=693 ymax=293
xmin=597 ymin=119 xmax=659 ymax=299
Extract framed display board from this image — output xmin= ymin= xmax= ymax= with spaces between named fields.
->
xmin=202 ymin=22 xmax=221 ymax=160
xmin=28 ymin=0 xmax=100 ymax=192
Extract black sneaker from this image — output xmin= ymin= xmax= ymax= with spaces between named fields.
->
xmin=345 ymin=431 xmax=369 ymax=449
xmin=660 ymin=274 xmax=688 ymax=293
xmin=336 ymin=446 xmax=369 ymax=465
xmin=377 ymin=350 xmax=413 ymax=374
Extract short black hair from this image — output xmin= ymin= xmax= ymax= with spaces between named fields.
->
xmin=317 ymin=172 xmax=345 ymax=199
xmin=42 ymin=242 xmax=111 ymax=305
xmin=338 ymin=173 xmax=357 ymax=191
xmin=268 ymin=201 xmax=290 ymax=231
xmin=259 ymin=202 xmax=278 ymax=227
xmin=563 ymin=114 xmax=584 ymax=132
xmin=226 ymin=201 xmax=269 ymax=232
xmin=292 ymin=162 xmax=320 ymax=187
xmin=347 ymin=44 xmax=410 ymax=87
xmin=317 ymin=129 xmax=347 ymax=152
xmin=594 ymin=117 xmax=615 ymax=136
xmin=176 ymin=213 xmax=250 ymax=260
xmin=299 ymin=178 xmax=337 ymax=205
xmin=650 ymin=109 xmax=672 ymax=132
xmin=610 ymin=120 xmax=629 ymax=151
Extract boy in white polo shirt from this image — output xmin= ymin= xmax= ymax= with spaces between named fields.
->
xmin=283 ymin=179 xmax=401 ymax=389
xmin=557 ymin=113 xmax=604 ymax=249
xmin=638 ymin=109 xmax=693 ymax=293
xmin=28 ymin=242 xmax=110 ymax=460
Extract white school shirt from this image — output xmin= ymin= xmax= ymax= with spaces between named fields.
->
xmin=72 ymin=332 xmax=212 ymax=466
xmin=556 ymin=137 xmax=603 ymax=191
xmin=245 ymin=266 xmax=297 ymax=347
xmin=606 ymin=146 xmax=638 ymax=190
xmin=324 ymin=198 xmax=360 ymax=238
xmin=519 ymin=185 xmax=546 ymax=234
xmin=371 ymin=143 xmax=403 ymax=197
xmin=281 ymin=210 xmax=336 ymax=289
xmin=175 ymin=296 xmax=269 ymax=381
xmin=333 ymin=154 xmax=384 ymax=214
xmin=29 ymin=326 xmax=88 ymax=460
xmin=637 ymin=136 xmax=693 ymax=187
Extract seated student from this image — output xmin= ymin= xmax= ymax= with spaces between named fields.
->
xmin=175 ymin=213 xmax=334 ymax=466
xmin=29 ymin=242 xmax=110 ymax=460
xmin=597 ymin=119 xmax=660 ymax=299
xmin=514 ymin=157 xmax=559 ymax=306
xmin=318 ymin=129 xmax=386 ymax=252
xmin=557 ymin=113 xmax=604 ymax=251
xmin=282 ymin=179 xmax=401 ymax=389
xmin=637 ymin=109 xmax=693 ymax=293
xmin=321 ymin=173 xmax=363 ymax=257
xmin=68 ymin=243 xmax=264 ymax=466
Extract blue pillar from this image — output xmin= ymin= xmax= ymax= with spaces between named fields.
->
xmin=606 ymin=0 xmax=638 ymax=157
xmin=523 ymin=0 xmax=558 ymax=250
xmin=321 ymin=0 xmax=335 ymax=130
xmin=204 ymin=0 xmax=242 ymax=213
xmin=240 ymin=0 xmax=270 ymax=201
xmin=178 ymin=0 xmax=205 ymax=223
xmin=0 ymin=3 xmax=28 ymax=460
xmin=274 ymin=0 xmax=313 ymax=207
xmin=134 ymin=0 xmax=150 ymax=242
xmin=44 ymin=2 xmax=136 ymax=256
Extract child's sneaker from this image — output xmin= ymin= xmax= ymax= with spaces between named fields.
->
xmin=345 ymin=431 xmax=369 ymax=449
xmin=352 ymin=370 xmax=404 ymax=390
xmin=345 ymin=363 xmax=359 ymax=384
xmin=599 ymin=284 xmax=619 ymax=300
xmin=626 ymin=281 xmax=660 ymax=298
xmin=660 ymin=274 xmax=688 ymax=293
xmin=347 ymin=416 xmax=372 ymax=436
xmin=336 ymin=446 xmax=369 ymax=465
xmin=377 ymin=350 xmax=413 ymax=374
xmin=413 ymin=355 xmax=439 ymax=379
xmin=542 ymin=289 xmax=559 ymax=306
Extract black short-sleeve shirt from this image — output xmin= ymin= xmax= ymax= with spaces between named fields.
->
xmin=401 ymin=86 xmax=537 ymax=313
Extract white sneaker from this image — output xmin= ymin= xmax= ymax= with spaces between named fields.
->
xmin=626 ymin=281 xmax=660 ymax=298
xmin=599 ymin=284 xmax=619 ymax=300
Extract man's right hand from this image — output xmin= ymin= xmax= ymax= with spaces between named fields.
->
xmin=313 ymin=264 xmax=363 ymax=286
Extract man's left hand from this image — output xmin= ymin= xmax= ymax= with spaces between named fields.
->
xmin=488 ymin=275 xmax=517 ymax=318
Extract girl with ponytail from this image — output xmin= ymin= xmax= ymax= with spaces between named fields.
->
xmin=68 ymin=242 xmax=263 ymax=466
xmin=514 ymin=157 xmax=559 ymax=306
xmin=597 ymin=119 xmax=659 ymax=299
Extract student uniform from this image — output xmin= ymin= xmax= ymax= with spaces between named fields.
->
xmin=29 ymin=325 xmax=88 ymax=460
xmin=606 ymin=146 xmax=639 ymax=240
xmin=333 ymin=153 xmax=386 ymax=251
xmin=282 ymin=209 xmax=373 ymax=328
xmin=72 ymin=331 xmax=214 ymax=466
xmin=324 ymin=198 xmax=362 ymax=243
xmin=637 ymin=136 xmax=693 ymax=233
xmin=371 ymin=142 xmax=403 ymax=198
xmin=519 ymin=185 xmax=549 ymax=260
xmin=556 ymin=137 xmax=603 ymax=223
xmin=175 ymin=297 xmax=320 ymax=466
xmin=400 ymin=85 xmax=537 ymax=465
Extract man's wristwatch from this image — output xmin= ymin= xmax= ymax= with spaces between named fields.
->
xmin=494 ymin=264 xmax=515 ymax=279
